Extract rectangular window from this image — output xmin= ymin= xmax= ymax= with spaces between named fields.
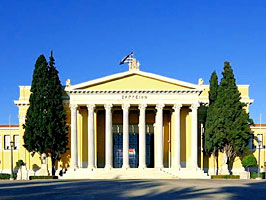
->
xmin=249 ymin=134 xmax=255 ymax=150
xmin=4 ymin=135 xmax=11 ymax=150
xmin=14 ymin=135 xmax=19 ymax=150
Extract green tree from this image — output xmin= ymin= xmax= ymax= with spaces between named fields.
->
xmin=24 ymin=53 xmax=68 ymax=176
xmin=242 ymin=154 xmax=257 ymax=172
xmin=215 ymin=61 xmax=253 ymax=170
xmin=23 ymin=55 xmax=50 ymax=156
xmin=46 ymin=51 xmax=68 ymax=176
xmin=209 ymin=71 xmax=218 ymax=105
xmin=204 ymin=71 xmax=222 ymax=174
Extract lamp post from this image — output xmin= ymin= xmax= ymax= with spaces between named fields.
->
xmin=10 ymin=140 xmax=14 ymax=180
xmin=8 ymin=115 xmax=15 ymax=180
xmin=257 ymin=134 xmax=263 ymax=179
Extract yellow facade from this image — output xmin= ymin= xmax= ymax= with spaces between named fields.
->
xmin=0 ymin=67 xmax=262 ymax=178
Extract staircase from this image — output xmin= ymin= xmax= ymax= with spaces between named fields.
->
xmin=162 ymin=168 xmax=210 ymax=179
xmin=59 ymin=168 xmax=178 ymax=180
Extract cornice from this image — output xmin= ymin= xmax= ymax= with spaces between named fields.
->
xmin=66 ymin=89 xmax=202 ymax=95
xmin=14 ymin=98 xmax=69 ymax=107
xmin=199 ymin=98 xmax=254 ymax=106
xmin=14 ymin=100 xmax=29 ymax=106
xmin=0 ymin=126 xmax=19 ymax=130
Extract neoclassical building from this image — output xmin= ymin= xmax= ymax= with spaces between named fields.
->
xmin=1 ymin=57 xmax=264 ymax=179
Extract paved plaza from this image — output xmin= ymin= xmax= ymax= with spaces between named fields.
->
xmin=0 ymin=179 xmax=266 ymax=200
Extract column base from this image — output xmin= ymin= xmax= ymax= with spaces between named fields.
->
xmin=122 ymin=165 xmax=130 ymax=169
xmin=171 ymin=166 xmax=181 ymax=170
xmin=104 ymin=165 xmax=113 ymax=170
xmin=72 ymin=165 xmax=78 ymax=168
xmin=155 ymin=164 xmax=164 ymax=169
xmin=87 ymin=166 xmax=95 ymax=171
xmin=70 ymin=165 xmax=78 ymax=171
xmin=138 ymin=165 xmax=146 ymax=169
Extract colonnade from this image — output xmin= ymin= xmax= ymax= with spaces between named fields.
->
xmin=70 ymin=103 xmax=200 ymax=170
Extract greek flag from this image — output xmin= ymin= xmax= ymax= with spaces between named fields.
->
xmin=120 ymin=52 xmax=134 ymax=65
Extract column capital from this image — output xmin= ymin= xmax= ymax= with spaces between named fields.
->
xmin=138 ymin=104 xmax=147 ymax=110
xmin=156 ymin=103 xmax=165 ymax=111
xmin=104 ymin=104 xmax=113 ymax=110
xmin=70 ymin=104 xmax=78 ymax=110
xmin=173 ymin=104 xmax=182 ymax=111
xmin=122 ymin=103 xmax=130 ymax=110
xmin=87 ymin=104 xmax=95 ymax=111
xmin=190 ymin=103 xmax=200 ymax=110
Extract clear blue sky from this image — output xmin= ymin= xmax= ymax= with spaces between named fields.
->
xmin=0 ymin=0 xmax=265 ymax=124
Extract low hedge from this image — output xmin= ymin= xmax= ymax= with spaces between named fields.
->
xmin=29 ymin=176 xmax=58 ymax=180
xmin=0 ymin=173 xmax=10 ymax=179
xmin=250 ymin=172 xmax=265 ymax=179
xmin=211 ymin=175 xmax=240 ymax=179
xmin=0 ymin=173 xmax=17 ymax=180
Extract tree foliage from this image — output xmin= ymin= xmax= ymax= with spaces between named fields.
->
xmin=23 ymin=53 xmax=68 ymax=176
xmin=46 ymin=51 xmax=68 ymax=175
xmin=23 ymin=55 xmax=50 ymax=154
xmin=214 ymin=62 xmax=253 ymax=166
xmin=204 ymin=71 xmax=222 ymax=174
xmin=242 ymin=154 xmax=257 ymax=170
xmin=204 ymin=71 xmax=221 ymax=155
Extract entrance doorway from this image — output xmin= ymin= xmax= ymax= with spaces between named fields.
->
xmin=113 ymin=124 xmax=154 ymax=168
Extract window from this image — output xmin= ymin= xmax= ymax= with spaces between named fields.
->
xmin=0 ymin=136 xmax=2 ymax=150
xmin=14 ymin=135 xmax=19 ymax=150
xmin=249 ymin=134 xmax=255 ymax=150
xmin=4 ymin=135 xmax=11 ymax=150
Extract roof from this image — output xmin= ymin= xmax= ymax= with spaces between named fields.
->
xmin=65 ymin=70 xmax=202 ymax=91
xmin=251 ymin=124 xmax=266 ymax=128
xmin=0 ymin=125 xmax=19 ymax=128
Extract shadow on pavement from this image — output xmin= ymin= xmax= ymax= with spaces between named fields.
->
xmin=0 ymin=179 xmax=266 ymax=199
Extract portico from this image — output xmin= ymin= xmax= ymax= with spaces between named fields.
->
xmin=69 ymin=101 xmax=200 ymax=170
xmin=65 ymin=56 xmax=204 ymax=176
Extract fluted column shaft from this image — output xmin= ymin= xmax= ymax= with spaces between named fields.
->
xmin=191 ymin=103 xmax=199 ymax=169
xmin=87 ymin=104 xmax=95 ymax=168
xmin=70 ymin=104 xmax=78 ymax=168
xmin=138 ymin=104 xmax=147 ymax=168
xmin=122 ymin=104 xmax=130 ymax=168
xmin=173 ymin=104 xmax=182 ymax=169
xmin=155 ymin=104 xmax=165 ymax=168
xmin=105 ymin=104 xmax=113 ymax=168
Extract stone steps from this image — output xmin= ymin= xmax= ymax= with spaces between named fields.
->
xmin=162 ymin=168 xmax=210 ymax=179
xmin=59 ymin=168 xmax=177 ymax=179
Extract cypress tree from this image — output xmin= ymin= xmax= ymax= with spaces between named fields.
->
xmin=215 ymin=61 xmax=253 ymax=169
xmin=209 ymin=72 xmax=218 ymax=105
xmin=46 ymin=51 xmax=68 ymax=176
xmin=204 ymin=71 xmax=222 ymax=174
xmin=23 ymin=55 xmax=50 ymax=156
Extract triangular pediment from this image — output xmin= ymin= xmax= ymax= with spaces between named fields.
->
xmin=67 ymin=70 xmax=201 ymax=91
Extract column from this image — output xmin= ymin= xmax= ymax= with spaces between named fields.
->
xmin=154 ymin=113 xmax=158 ymax=167
xmin=87 ymin=104 xmax=95 ymax=168
xmin=138 ymin=104 xmax=147 ymax=169
xmin=173 ymin=104 xmax=182 ymax=169
xmin=190 ymin=103 xmax=200 ymax=169
xmin=104 ymin=104 xmax=113 ymax=169
xmin=70 ymin=104 xmax=78 ymax=169
xmin=122 ymin=104 xmax=130 ymax=169
xmin=155 ymin=104 xmax=165 ymax=168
